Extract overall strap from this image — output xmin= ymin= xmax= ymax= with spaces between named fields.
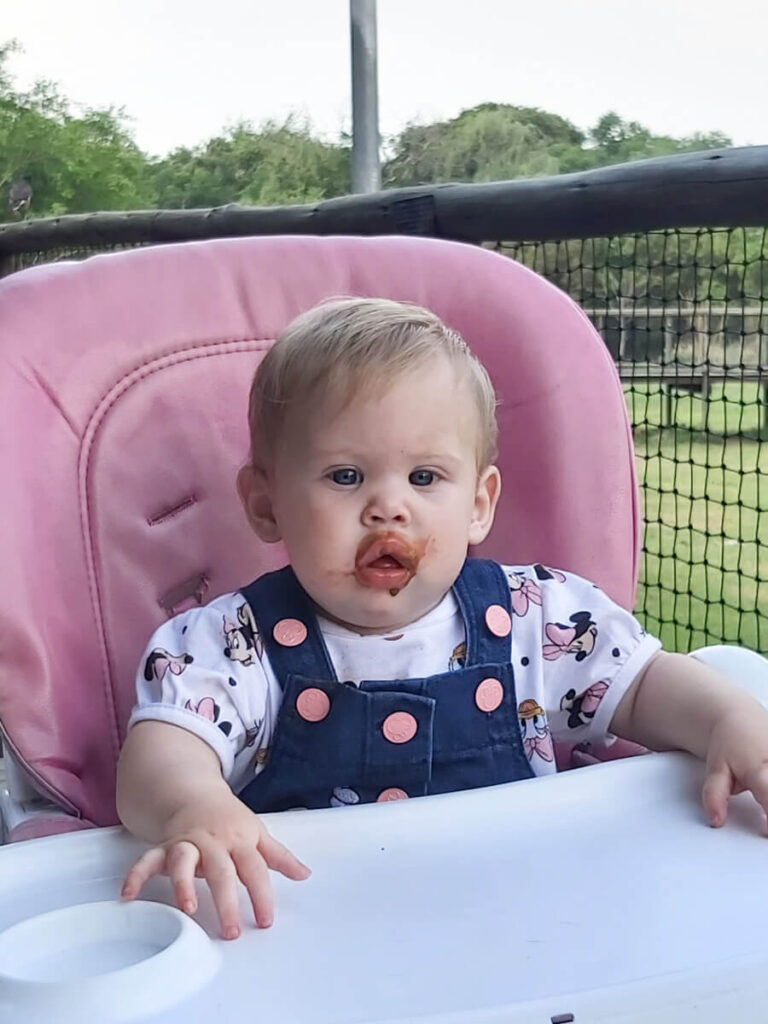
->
xmin=240 ymin=566 xmax=337 ymax=689
xmin=451 ymin=558 xmax=513 ymax=667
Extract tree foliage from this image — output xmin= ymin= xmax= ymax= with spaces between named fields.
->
xmin=383 ymin=103 xmax=732 ymax=186
xmin=384 ymin=104 xmax=582 ymax=186
xmin=0 ymin=42 xmax=152 ymax=221
xmin=584 ymin=111 xmax=732 ymax=167
xmin=0 ymin=41 xmax=737 ymax=221
xmin=149 ymin=118 xmax=350 ymax=209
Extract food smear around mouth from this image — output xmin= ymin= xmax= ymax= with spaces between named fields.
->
xmin=354 ymin=531 xmax=427 ymax=592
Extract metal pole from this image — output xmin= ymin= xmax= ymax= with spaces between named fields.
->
xmin=350 ymin=0 xmax=381 ymax=193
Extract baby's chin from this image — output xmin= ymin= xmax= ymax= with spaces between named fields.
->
xmin=316 ymin=587 xmax=443 ymax=636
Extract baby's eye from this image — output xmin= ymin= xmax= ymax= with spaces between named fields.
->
xmin=329 ymin=467 xmax=363 ymax=486
xmin=409 ymin=469 xmax=436 ymax=487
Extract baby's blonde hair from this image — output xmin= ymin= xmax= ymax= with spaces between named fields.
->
xmin=247 ymin=297 xmax=498 ymax=468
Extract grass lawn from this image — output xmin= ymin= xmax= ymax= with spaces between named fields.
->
xmin=626 ymin=381 xmax=767 ymax=654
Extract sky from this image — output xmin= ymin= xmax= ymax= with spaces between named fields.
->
xmin=4 ymin=0 xmax=765 ymax=158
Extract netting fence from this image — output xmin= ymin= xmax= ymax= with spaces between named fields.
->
xmin=496 ymin=229 xmax=767 ymax=653
xmin=2 ymin=148 xmax=767 ymax=652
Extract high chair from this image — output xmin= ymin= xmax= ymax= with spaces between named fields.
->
xmin=1 ymin=235 xmax=767 ymax=1023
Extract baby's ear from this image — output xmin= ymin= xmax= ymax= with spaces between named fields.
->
xmin=468 ymin=464 xmax=501 ymax=546
xmin=237 ymin=464 xmax=282 ymax=543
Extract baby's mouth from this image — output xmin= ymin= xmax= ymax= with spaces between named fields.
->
xmin=354 ymin=532 xmax=422 ymax=592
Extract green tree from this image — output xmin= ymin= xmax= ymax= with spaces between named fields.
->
xmin=583 ymin=111 xmax=731 ymax=168
xmin=0 ymin=41 xmax=153 ymax=220
xmin=384 ymin=103 xmax=583 ymax=186
xmin=384 ymin=103 xmax=733 ymax=186
xmin=150 ymin=118 xmax=350 ymax=209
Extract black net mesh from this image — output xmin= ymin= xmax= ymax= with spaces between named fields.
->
xmin=3 ymin=225 xmax=766 ymax=653
xmin=1 ymin=242 xmax=146 ymax=274
xmin=494 ymin=228 xmax=768 ymax=653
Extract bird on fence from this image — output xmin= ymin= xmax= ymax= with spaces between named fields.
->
xmin=8 ymin=180 xmax=32 ymax=217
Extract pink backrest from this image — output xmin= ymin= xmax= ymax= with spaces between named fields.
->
xmin=0 ymin=235 xmax=640 ymax=827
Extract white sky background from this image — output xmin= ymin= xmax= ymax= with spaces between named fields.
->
xmin=3 ymin=0 xmax=764 ymax=158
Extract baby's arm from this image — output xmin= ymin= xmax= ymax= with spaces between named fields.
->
xmin=116 ymin=720 xmax=310 ymax=939
xmin=611 ymin=651 xmax=768 ymax=827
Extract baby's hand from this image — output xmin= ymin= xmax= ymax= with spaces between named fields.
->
xmin=120 ymin=797 xmax=311 ymax=939
xmin=702 ymin=707 xmax=768 ymax=830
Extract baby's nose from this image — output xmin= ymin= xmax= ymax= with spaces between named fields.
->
xmin=361 ymin=493 xmax=410 ymax=526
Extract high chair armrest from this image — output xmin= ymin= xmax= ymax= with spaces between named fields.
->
xmin=0 ymin=751 xmax=86 ymax=844
xmin=689 ymin=644 xmax=768 ymax=708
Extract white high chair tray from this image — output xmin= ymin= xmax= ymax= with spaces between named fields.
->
xmin=1 ymin=750 xmax=768 ymax=1023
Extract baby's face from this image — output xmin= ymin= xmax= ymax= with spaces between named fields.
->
xmin=248 ymin=355 xmax=500 ymax=633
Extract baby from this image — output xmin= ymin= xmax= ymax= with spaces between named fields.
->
xmin=117 ymin=297 xmax=768 ymax=940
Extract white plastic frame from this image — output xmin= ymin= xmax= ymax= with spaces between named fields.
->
xmin=1 ymin=645 xmax=768 ymax=1022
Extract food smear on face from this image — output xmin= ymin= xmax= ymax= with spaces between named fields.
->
xmin=354 ymin=531 xmax=427 ymax=593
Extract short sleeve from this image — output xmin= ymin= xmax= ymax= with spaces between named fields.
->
xmin=128 ymin=592 xmax=273 ymax=781
xmin=503 ymin=564 xmax=662 ymax=748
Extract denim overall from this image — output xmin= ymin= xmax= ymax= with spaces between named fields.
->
xmin=238 ymin=558 xmax=533 ymax=812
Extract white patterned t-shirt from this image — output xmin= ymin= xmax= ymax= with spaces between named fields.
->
xmin=129 ymin=564 xmax=661 ymax=795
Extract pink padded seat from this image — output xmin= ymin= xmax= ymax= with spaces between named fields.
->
xmin=0 ymin=235 xmax=641 ymax=831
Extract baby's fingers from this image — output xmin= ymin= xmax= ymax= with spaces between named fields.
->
xmin=121 ymin=845 xmax=168 ymax=901
xmin=198 ymin=846 xmax=243 ymax=940
xmin=166 ymin=840 xmax=202 ymax=915
xmin=232 ymin=844 xmax=275 ymax=929
xmin=702 ymin=766 xmax=733 ymax=828
xmin=258 ymin=830 xmax=311 ymax=881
